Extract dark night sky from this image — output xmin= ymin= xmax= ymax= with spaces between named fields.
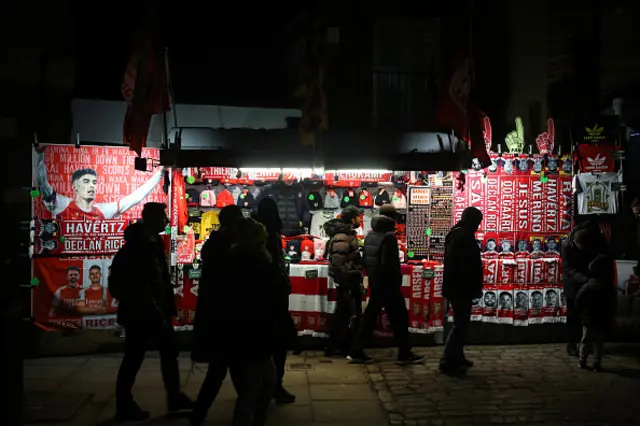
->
xmin=74 ymin=2 xmax=310 ymax=107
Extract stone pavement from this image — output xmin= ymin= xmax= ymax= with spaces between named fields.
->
xmin=370 ymin=344 xmax=640 ymax=426
xmin=24 ymin=344 xmax=640 ymax=426
xmin=24 ymin=351 xmax=388 ymax=426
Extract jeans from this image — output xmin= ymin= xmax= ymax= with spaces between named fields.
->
xmin=115 ymin=322 xmax=180 ymax=407
xmin=329 ymin=284 xmax=362 ymax=351
xmin=351 ymin=286 xmax=410 ymax=355
xmin=580 ymin=326 xmax=604 ymax=363
xmin=441 ymin=298 xmax=472 ymax=366
xmin=194 ymin=356 xmax=277 ymax=426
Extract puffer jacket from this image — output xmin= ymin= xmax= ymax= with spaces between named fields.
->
xmin=575 ymin=254 xmax=617 ymax=327
xmin=112 ymin=222 xmax=176 ymax=327
xmin=362 ymin=215 xmax=402 ymax=290
xmin=259 ymin=182 xmax=310 ymax=236
xmin=323 ymin=218 xmax=362 ymax=286
xmin=561 ymin=222 xmax=609 ymax=299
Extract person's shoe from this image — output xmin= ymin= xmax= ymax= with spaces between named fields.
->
xmin=347 ymin=351 xmax=374 ymax=364
xmin=167 ymin=392 xmax=194 ymax=413
xmin=578 ymin=360 xmax=588 ymax=369
xmin=438 ymin=363 xmax=467 ymax=376
xmin=567 ymin=344 xmax=579 ymax=357
xmin=273 ymin=385 xmax=296 ymax=405
xmin=592 ymin=362 xmax=603 ymax=372
xmin=397 ymin=352 xmax=426 ymax=365
xmin=115 ymin=401 xmax=150 ymax=423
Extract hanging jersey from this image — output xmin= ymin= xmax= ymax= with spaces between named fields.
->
xmin=199 ymin=190 xmax=216 ymax=207
xmin=573 ymin=172 xmax=622 ymax=215
xmin=358 ymin=190 xmax=373 ymax=207
xmin=310 ymin=210 xmax=338 ymax=238
xmin=391 ymin=191 xmax=407 ymax=209
xmin=216 ymin=189 xmax=234 ymax=208
xmin=323 ymin=193 xmax=341 ymax=209
xmin=575 ymin=144 xmax=615 ymax=173
xmin=200 ymin=210 xmax=220 ymax=239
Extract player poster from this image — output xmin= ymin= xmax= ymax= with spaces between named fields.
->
xmin=31 ymin=144 xmax=166 ymax=330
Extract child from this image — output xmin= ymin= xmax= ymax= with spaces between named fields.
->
xmin=574 ymin=254 xmax=617 ymax=371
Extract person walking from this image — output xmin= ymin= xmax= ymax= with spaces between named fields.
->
xmin=323 ymin=205 xmax=364 ymax=357
xmin=191 ymin=213 xmax=278 ymax=426
xmin=109 ymin=202 xmax=192 ymax=422
xmin=561 ymin=220 xmax=608 ymax=356
xmin=439 ymin=207 xmax=483 ymax=375
xmin=347 ymin=204 xmax=423 ymax=364
xmin=575 ymin=253 xmax=617 ymax=371
xmin=254 ymin=197 xmax=298 ymax=404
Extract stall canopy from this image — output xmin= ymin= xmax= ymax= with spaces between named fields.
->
xmin=161 ymin=127 xmax=470 ymax=171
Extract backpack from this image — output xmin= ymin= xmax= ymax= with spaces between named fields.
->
xmin=108 ymin=246 xmax=131 ymax=300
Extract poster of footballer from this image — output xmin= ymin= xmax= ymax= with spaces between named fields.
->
xmin=31 ymin=144 xmax=167 ymax=330
xmin=33 ymin=257 xmax=120 ymax=330
xmin=32 ymin=144 xmax=167 ymax=255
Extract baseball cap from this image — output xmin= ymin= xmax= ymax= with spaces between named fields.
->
xmin=379 ymin=204 xmax=399 ymax=221
xmin=341 ymin=205 xmax=363 ymax=222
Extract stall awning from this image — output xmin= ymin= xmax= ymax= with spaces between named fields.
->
xmin=161 ymin=128 xmax=469 ymax=171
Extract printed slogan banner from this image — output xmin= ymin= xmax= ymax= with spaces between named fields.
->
xmin=32 ymin=144 xmax=166 ymax=255
xmin=31 ymin=144 xmax=166 ymax=330
xmin=33 ymin=257 xmax=119 ymax=330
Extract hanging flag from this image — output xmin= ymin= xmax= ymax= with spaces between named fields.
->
xmin=121 ymin=7 xmax=170 ymax=157
xmin=294 ymin=40 xmax=328 ymax=148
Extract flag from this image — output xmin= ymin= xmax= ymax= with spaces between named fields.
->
xmin=435 ymin=51 xmax=490 ymax=167
xmin=294 ymin=41 xmax=328 ymax=148
xmin=121 ymin=8 xmax=170 ymax=157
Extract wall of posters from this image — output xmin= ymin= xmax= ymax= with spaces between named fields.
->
xmin=31 ymin=144 xmax=167 ymax=330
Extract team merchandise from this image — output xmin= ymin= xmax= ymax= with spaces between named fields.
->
xmin=28 ymin=114 xmax=628 ymax=333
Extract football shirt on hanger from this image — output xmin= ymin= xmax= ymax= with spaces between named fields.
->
xmin=573 ymin=172 xmax=622 ymax=215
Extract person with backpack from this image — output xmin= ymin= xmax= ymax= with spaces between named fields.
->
xmin=322 ymin=205 xmax=363 ymax=357
xmin=109 ymin=203 xmax=192 ymax=422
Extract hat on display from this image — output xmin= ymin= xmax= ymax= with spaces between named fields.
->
xmin=340 ymin=189 xmax=358 ymax=208
xmin=199 ymin=189 xmax=216 ymax=207
xmin=375 ymin=188 xmax=391 ymax=206
xmin=300 ymin=239 xmax=314 ymax=260
xmin=186 ymin=188 xmax=201 ymax=205
xmin=287 ymin=240 xmax=301 ymax=258
xmin=323 ymin=189 xmax=341 ymax=209
xmin=358 ymin=189 xmax=373 ymax=207
xmin=236 ymin=188 xmax=256 ymax=210
xmin=391 ymin=189 xmax=407 ymax=209
xmin=307 ymin=191 xmax=323 ymax=210
xmin=216 ymin=189 xmax=235 ymax=208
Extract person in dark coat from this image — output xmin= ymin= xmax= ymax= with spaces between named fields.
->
xmin=561 ymin=220 xmax=608 ymax=356
xmin=111 ymin=203 xmax=192 ymax=422
xmin=439 ymin=207 xmax=483 ymax=375
xmin=632 ymin=197 xmax=640 ymax=268
xmin=254 ymin=197 xmax=298 ymax=404
xmin=191 ymin=212 xmax=278 ymax=426
xmin=190 ymin=205 xmax=243 ymax=423
xmin=323 ymin=205 xmax=364 ymax=356
xmin=575 ymin=254 xmax=617 ymax=371
xmin=348 ymin=204 xmax=423 ymax=364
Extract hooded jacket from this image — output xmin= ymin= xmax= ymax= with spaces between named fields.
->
xmin=111 ymin=222 xmax=176 ymax=327
xmin=575 ymin=254 xmax=617 ymax=327
xmin=323 ymin=218 xmax=362 ymax=286
xmin=443 ymin=209 xmax=483 ymax=300
xmin=259 ymin=182 xmax=310 ymax=237
xmin=561 ymin=222 xmax=609 ymax=298
xmin=362 ymin=215 xmax=402 ymax=289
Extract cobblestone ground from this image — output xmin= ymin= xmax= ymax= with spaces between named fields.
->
xmin=368 ymin=344 xmax=640 ymax=426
